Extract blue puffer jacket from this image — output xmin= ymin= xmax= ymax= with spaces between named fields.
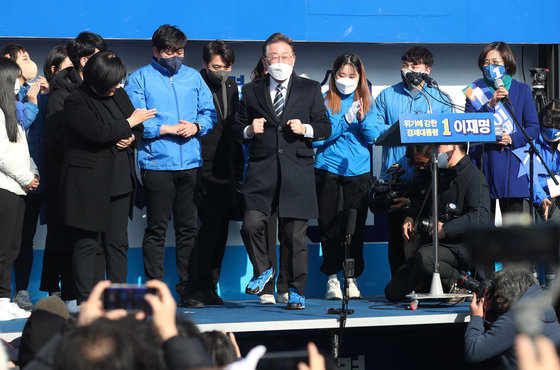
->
xmin=314 ymin=91 xmax=379 ymax=176
xmin=125 ymin=58 xmax=216 ymax=170
xmin=374 ymin=81 xmax=452 ymax=182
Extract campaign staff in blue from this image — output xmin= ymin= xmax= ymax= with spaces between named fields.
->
xmin=465 ymin=41 xmax=539 ymax=216
xmin=314 ymin=53 xmax=378 ymax=300
xmin=125 ymin=25 xmax=216 ymax=309
xmin=375 ymin=46 xmax=451 ymax=275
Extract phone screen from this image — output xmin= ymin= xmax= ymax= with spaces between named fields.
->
xmin=102 ymin=284 xmax=156 ymax=313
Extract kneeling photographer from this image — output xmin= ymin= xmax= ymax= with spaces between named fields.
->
xmin=465 ymin=268 xmax=560 ymax=370
xmin=384 ymin=143 xmax=491 ymax=302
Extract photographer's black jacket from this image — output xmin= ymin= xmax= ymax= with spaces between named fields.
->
xmin=405 ymin=155 xmax=491 ymax=247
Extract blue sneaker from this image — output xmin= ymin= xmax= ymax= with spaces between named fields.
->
xmin=287 ymin=288 xmax=305 ymax=310
xmin=245 ymin=267 xmax=275 ymax=295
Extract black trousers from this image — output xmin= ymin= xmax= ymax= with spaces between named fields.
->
xmin=14 ymin=193 xmax=43 ymax=291
xmin=387 ymin=209 xmax=406 ymax=276
xmin=384 ymin=243 xmax=466 ymax=302
xmin=242 ymin=210 xmax=308 ymax=295
xmin=315 ymin=169 xmax=368 ymax=278
xmin=196 ymin=182 xmax=230 ymax=291
xmin=40 ymin=224 xmax=76 ymax=300
xmin=0 ymin=189 xmax=25 ymax=299
xmin=491 ymin=197 xmax=527 ymax=216
xmin=70 ymin=193 xmax=130 ymax=302
xmin=141 ymin=169 xmax=199 ymax=293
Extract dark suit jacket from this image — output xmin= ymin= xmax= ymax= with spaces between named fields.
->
xmin=232 ymin=73 xmax=331 ymax=219
xmin=61 ymin=84 xmax=143 ymax=232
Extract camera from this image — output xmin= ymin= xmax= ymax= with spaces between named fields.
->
xmin=414 ymin=203 xmax=460 ymax=235
xmin=457 ymin=274 xmax=495 ymax=301
xmin=369 ymin=164 xmax=408 ymax=213
xmin=529 ymin=67 xmax=548 ymax=90
xmin=103 ymin=284 xmax=157 ymax=313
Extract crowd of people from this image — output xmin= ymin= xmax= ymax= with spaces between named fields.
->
xmin=2 ymin=22 xmax=560 ymax=367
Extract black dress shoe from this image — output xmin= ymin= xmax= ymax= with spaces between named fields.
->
xmin=201 ymin=290 xmax=224 ymax=305
xmin=180 ymin=291 xmax=205 ymax=308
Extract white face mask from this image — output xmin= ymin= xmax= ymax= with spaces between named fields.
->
xmin=335 ymin=78 xmax=358 ymax=95
xmin=14 ymin=79 xmax=20 ymax=96
xmin=267 ymin=63 xmax=293 ymax=82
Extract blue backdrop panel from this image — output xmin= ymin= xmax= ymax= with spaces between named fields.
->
xmin=1 ymin=1 xmax=559 ymax=43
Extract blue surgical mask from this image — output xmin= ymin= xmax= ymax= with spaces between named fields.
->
xmin=159 ymin=56 xmax=183 ymax=75
xmin=541 ymin=126 xmax=560 ymax=142
xmin=483 ymin=64 xmax=506 ymax=81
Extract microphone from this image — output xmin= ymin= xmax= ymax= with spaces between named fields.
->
xmin=345 ymin=209 xmax=357 ymax=236
xmin=402 ymin=69 xmax=422 ymax=87
xmin=420 ymin=73 xmax=437 ymax=87
xmin=494 ymin=78 xmax=511 ymax=104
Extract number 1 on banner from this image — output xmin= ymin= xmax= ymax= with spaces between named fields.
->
xmin=442 ymin=118 xmax=452 ymax=136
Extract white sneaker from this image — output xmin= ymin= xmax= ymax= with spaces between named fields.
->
xmin=277 ymin=292 xmax=289 ymax=303
xmin=325 ymin=278 xmax=343 ymax=300
xmin=347 ymin=278 xmax=361 ymax=299
xmin=0 ymin=300 xmax=31 ymax=319
xmin=65 ymin=300 xmax=81 ymax=313
xmin=259 ymin=294 xmax=276 ymax=304
xmin=0 ymin=305 xmax=15 ymax=321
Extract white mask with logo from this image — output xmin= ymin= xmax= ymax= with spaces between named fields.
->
xmin=335 ymin=78 xmax=358 ymax=95
xmin=267 ymin=63 xmax=293 ymax=82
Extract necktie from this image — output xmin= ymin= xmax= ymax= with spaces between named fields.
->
xmin=273 ymin=85 xmax=285 ymax=117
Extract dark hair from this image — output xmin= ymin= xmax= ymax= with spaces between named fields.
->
xmin=52 ymin=318 xmax=153 ymax=370
xmin=478 ymin=41 xmax=517 ymax=75
xmin=540 ymin=99 xmax=560 ymax=129
xmin=325 ymin=53 xmax=372 ymax=114
xmin=0 ymin=57 xmax=21 ymax=142
xmin=406 ymin=144 xmax=432 ymax=165
xmin=250 ymin=58 xmax=267 ymax=82
xmin=152 ymin=24 xmax=187 ymax=52
xmin=67 ymin=32 xmax=107 ymax=70
xmin=1 ymin=43 xmax=26 ymax=61
xmin=262 ymin=32 xmax=295 ymax=56
xmin=493 ymin=267 xmax=538 ymax=303
xmin=401 ymin=46 xmax=434 ymax=68
xmin=203 ymin=40 xmax=235 ymax=66
xmin=83 ymin=51 xmax=126 ymax=95
xmin=43 ymin=45 xmax=70 ymax=82
xmin=199 ymin=331 xmax=238 ymax=367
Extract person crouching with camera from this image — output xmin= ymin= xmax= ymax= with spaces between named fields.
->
xmin=384 ymin=143 xmax=491 ymax=302
xmin=464 ymin=268 xmax=560 ymax=370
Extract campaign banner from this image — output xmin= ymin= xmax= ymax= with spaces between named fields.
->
xmin=399 ymin=113 xmax=496 ymax=144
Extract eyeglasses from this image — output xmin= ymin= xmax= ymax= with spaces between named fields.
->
xmin=266 ymin=54 xmax=294 ymax=63
xmin=483 ymin=59 xmax=504 ymax=67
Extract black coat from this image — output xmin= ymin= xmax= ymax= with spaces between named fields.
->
xmin=232 ymin=73 xmax=331 ymax=219
xmin=61 ymin=84 xmax=143 ymax=232
xmin=199 ymin=69 xmax=243 ymax=186
xmin=44 ymin=67 xmax=82 ymax=225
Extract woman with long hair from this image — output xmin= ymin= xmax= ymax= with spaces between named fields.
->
xmin=0 ymin=57 xmax=38 ymax=320
xmin=314 ymin=53 xmax=378 ymax=299
xmin=466 ymin=41 xmax=539 ymax=217
xmin=61 ymin=51 xmax=155 ymax=304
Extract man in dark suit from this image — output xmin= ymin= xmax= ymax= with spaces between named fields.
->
xmin=232 ymin=32 xmax=331 ymax=310
xmin=196 ymin=40 xmax=244 ymax=305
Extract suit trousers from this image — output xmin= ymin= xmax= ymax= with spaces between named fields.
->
xmin=141 ymin=169 xmax=199 ymax=293
xmin=0 ymin=189 xmax=25 ymax=299
xmin=242 ymin=210 xmax=308 ymax=295
xmin=40 ymin=224 xmax=76 ymax=299
xmin=315 ymin=169 xmax=368 ymax=278
xmin=70 ymin=193 xmax=130 ymax=302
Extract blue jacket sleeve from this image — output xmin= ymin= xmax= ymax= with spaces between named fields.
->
xmin=24 ymin=102 xmax=39 ymax=129
xmin=195 ymin=76 xmax=216 ymax=136
xmin=374 ymin=91 xmax=391 ymax=134
xmin=125 ymin=73 xmax=161 ymax=140
xmin=358 ymin=101 xmax=380 ymax=144
xmin=510 ymin=84 xmax=539 ymax=149
xmin=464 ymin=315 xmax=517 ymax=363
xmin=313 ymin=109 xmax=347 ymax=148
